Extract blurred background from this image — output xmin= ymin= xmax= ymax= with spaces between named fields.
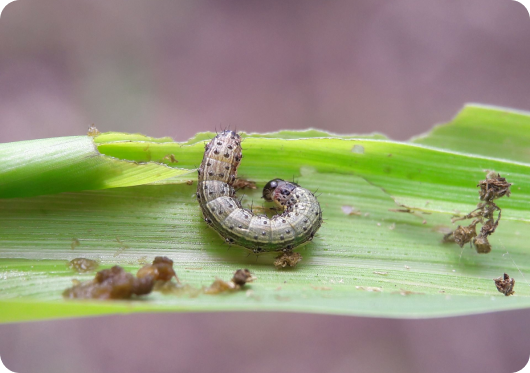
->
xmin=1 ymin=0 xmax=530 ymax=372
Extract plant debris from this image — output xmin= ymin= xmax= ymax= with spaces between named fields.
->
xmin=494 ymin=273 xmax=515 ymax=296
xmin=137 ymin=256 xmax=179 ymax=283
xmin=355 ymin=286 xmax=382 ymax=292
xmin=68 ymin=258 xmax=99 ymax=273
xmin=393 ymin=289 xmax=424 ymax=296
xmin=71 ymin=238 xmax=80 ymax=250
xmin=63 ymin=255 xmax=256 ymax=299
xmin=87 ymin=124 xmax=100 ymax=137
xmin=63 ymin=256 xmax=178 ymax=300
xmin=341 ymin=205 xmax=362 ymax=216
xmin=203 ymin=269 xmax=256 ymax=294
xmin=232 ymin=178 xmax=257 ymax=190
xmin=443 ymin=172 xmax=512 ymax=253
xmin=163 ymin=154 xmax=178 ymax=163
xmin=274 ymin=252 xmax=303 ymax=268
xmin=231 ymin=268 xmax=255 ymax=286
xmin=63 ymin=265 xmax=155 ymax=300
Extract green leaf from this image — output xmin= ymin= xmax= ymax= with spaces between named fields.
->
xmin=412 ymin=103 xmax=530 ymax=163
xmin=1 ymin=105 xmax=529 ymax=322
xmin=0 ymin=136 xmax=191 ymax=198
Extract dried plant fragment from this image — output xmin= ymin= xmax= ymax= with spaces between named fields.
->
xmin=355 ymin=286 xmax=382 ymax=292
xmin=442 ymin=222 xmax=478 ymax=247
xmin=71 ymin=238 xmax=81 ymax=250
xmin=341 ymin=205 xmax=361 ymax=216
xmin=494 ymin=273 xmax=515 ymax=296
xmin=163 ymin=154 xmax=178 ymax=164
xmin=68 ymin=258 xmax=99 ymax=273
xmin=137 ymin=256 xmax=179 ymax=283
xmin=274 ymin=252 xmax=302 ymax=268
xmin=393 ymin=289 xmax=424 ymax=296
xmin=87 ymin=124 xmax=101 ymax=137
xmin=203 ymin=269 xmax=255 ymax=294
xmin=231 ymin=268 xmax=256 ymax=286
xmin=63 ymin=265 xmax=154 ymax=300
xmin=443 ymin=172 xmax=511 ymax=254
xmin=479 ymin=173 xmax=512 ymax=202
xmin=232 ymin=178 xmax=257 ymax=190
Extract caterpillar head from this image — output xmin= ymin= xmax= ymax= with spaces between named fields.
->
xmin=262 ymin=179 xmax=284 ymax=202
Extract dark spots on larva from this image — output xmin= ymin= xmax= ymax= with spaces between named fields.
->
xmin=303 ymin=219 xmax=308 ymax=223
xmin=224 ymin=152 xmax=230 ymax=158
xmin=282 ymin=219 xmax=286 ymax=224
xmin=207 ymin=162 xmax=211 ymax=166
xmin=228 ymin=204 xmax=233 ymax=208
xmin=303 ymin=226 xmax=307 ymax=231
xmin=280 ymin=235 xmax=284 ymax=240
xmin=238 ymin=224 xmax=243 ymax=229
xmin=218 ymin=210 xmax=223 ymax=215
xmin=254 ymin=235 xmax=258 ymax=239
xmin=230 ymin=225 xmax=234 ymax=230
xmin=209 ymin=191 xmax=214 ymax=195
xmin=263 ymin=221 xmax=267 ymax=225
xmin=214 ymin=149 xmax=219 ymax=155
xmin=286 ymin=230 xmax=291 ymax=234
xmin=261 ymin=231 xmax=266 ymax=236
xmin=296 ymin=194 xmax=300 ymax=199
xmin=208 ymin=171 xmax=214 ymax=176
xmin=217 ymin=141 xmax=222 ymax=146
xmin=225 ymin=165 xmax=230 ymax=170
xmin=244 ymin=215 xmax=249 ymax=219
xmin=219 ymin=173 xmax=224 ymax=178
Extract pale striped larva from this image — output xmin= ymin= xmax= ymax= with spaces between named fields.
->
xmin=196 ymin=130 xmax=322 ymax=254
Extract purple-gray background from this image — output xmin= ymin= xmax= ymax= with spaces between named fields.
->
xmin=1 ymin=1 xmax=530 ymax=372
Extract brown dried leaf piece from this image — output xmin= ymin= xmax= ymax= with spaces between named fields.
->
xmin=137 ymin=256 xmax=179 ymax=283
xmin=274 ymin=252 xmax=302 ymax=268
xmin=203 ymin=269 xmax=256 ymax=294
xmin=231 ymin=268 xmax=256 ymax=286
xmin=68 ymin=258 xmax=99 ymax=273
xmin=232 ymin=178 xmax=257 ymax=190
xmin=87 ymin=124 xmax=101 ymax=137
xmin=443 ymin=222 xmax=477 ymax=247
xmin=443 ymin=172 xmax=510 ymax=254
xmin=478 ymin=174 xmax=512 ymax=202
xmin=63 ymin=265 xmax=154 ymax=300
xmin=494 ymin=273 xmax=515 ymax=296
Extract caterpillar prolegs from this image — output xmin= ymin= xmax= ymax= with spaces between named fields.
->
xmin=196 ymin=130 xmax=322 ymax=254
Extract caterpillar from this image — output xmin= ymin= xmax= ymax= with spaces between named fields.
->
xmin=196 ymin=130 xmax=322 ymax=254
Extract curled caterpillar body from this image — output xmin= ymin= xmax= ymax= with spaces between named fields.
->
xmin=196 ymin=130 xmax=322 ymax=253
